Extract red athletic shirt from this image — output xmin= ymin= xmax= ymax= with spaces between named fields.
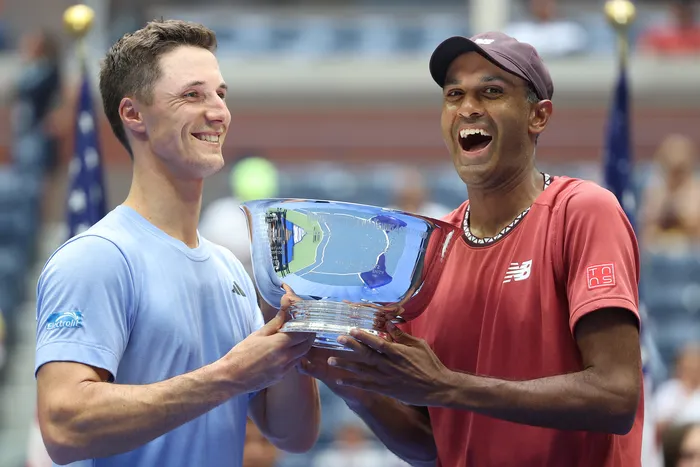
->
xmin=403 ymin=176 xmax=643 ymax=467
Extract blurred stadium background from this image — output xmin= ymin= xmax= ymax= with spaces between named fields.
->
xmin=1 ymin=0 xmax=699 ymax=466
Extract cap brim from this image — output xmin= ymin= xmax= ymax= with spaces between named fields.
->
xmin=429 ymin=36 xmax=525 ymax=88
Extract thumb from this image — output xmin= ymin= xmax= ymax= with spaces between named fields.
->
xmin=280 ymin=283 xmax=302 ymax=310
xmin=386 ymin=321 xmax=415 ymax=345
xmin=258 ymin=308 xmax=286 ymax=336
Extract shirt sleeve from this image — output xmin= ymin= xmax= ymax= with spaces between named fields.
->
xmin=560 ymin=183 xmax=640 ymax=334
xmin=35 ymin=235 xmax=135 ymax=380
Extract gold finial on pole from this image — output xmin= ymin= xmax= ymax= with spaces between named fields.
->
xmin=63 ymin=4 xmax=95 ymax=68
xmin=604 ymin=0 xmax=637 ymax=69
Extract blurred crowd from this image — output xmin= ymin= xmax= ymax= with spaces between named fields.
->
xmin=0 ymin=0 xmax=699 ymax=466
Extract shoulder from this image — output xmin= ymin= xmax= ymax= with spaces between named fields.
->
xmin=44 ymin=234 xmax=128 ymax=271
xmin=40 ymin=234 xmax=133 ymax=288
xmin=39 ymin=209 xmax=142 ymax=288
xmin=440 ymin=201 xmax=468 ymax=227
xmin=69 ymin=207 xmax=145 ymax=255
xmin=548 ymin=177 xmax=623 ymax=217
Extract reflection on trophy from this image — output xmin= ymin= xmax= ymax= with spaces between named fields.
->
xmin=241 ymin=199 xmax=460 ymax=350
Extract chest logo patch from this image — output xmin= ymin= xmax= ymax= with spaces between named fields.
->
xmin=586 ymin=263 xmax=616 ymax=289
xmin=503 ymin=260 xmax=532 ymax=283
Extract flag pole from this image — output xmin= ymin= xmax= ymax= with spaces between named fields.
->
xmin=604 ymin=0 xmax=636 ymax=72
xmin=602 ymin=0 xmax=637 ymax=220
xmin=63 ymin=4 xmax=95 ymax=71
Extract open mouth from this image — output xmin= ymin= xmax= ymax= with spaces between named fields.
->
xmin=458 ymin=129 xmax=493 ymax=152
xmin=192 ymin=133 xmax=221 ymax=144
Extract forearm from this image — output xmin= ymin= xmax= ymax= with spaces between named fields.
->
xmin=346 ymin=393 xmax=436 ymax=467
xmin=442 ymin=368 xmax=639 ymax=435
xmin=254 ymin=369 xmax=320 ymax=452
xmin=42 ymin=360 xmax=240 ymax=464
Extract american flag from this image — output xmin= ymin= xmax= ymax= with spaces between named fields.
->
xmin=603 ymin=67 xmax=636 ymax=230
xmin=66 ymin=71 xmax=107 ymax=237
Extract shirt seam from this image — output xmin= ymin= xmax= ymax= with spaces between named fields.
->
xmin=36 ymin=339 xmax=121 ymax=362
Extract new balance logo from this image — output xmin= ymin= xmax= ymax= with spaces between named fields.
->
xmin=231 ymin=281 xmax=247 ymax=297
xmin=503 ymin=260 xmax=532 ymax=283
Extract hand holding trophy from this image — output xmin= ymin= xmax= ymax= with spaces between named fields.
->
xmin=241 ymin=199 xmax=460 ymax=350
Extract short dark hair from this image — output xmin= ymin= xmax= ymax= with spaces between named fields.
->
xmin=98 ymin=19 xmax=217 ymax=157
xmin=526 ymin=84 xmax=539 ymax=104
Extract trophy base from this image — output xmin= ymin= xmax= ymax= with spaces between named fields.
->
xmin=280 ymin=300 xmax=382 ymax=351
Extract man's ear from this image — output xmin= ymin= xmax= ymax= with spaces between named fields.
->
xmin=529 ymin=99 xmax=553 ymax=138
xmin=119 ymin=97 xmax=146 ymax=136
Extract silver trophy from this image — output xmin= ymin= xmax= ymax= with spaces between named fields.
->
xmin=241 ymin=199 xmax=460 ymax=350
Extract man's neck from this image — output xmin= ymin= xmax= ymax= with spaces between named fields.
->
xmin=466 ymin=167 xmax=545 ymax=239
xmin=123 ymin=160 xmax=204 ymax=249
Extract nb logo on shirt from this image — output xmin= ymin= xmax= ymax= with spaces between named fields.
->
xmin=231 ymin=281 xmax=247 ymax=297
xmin=503 ymin=260 xmax=532 ymax=283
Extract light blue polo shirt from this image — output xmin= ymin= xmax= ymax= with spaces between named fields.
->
xmin=35 ymin=205 xmax=265 ymax=467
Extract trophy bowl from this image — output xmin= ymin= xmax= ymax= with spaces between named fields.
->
xmin=241 ymin=199 xmax=460 ymax=350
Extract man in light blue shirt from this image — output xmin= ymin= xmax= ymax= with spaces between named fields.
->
xmin=35 ymin=19 xmax=320 ymax=467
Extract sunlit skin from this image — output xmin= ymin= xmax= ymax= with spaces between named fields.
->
xmin=115 ymin=45 xmax=232 ymax=248
xmin=120 ymin=45 xmax=231 ymax=181
xmin=440 ymin=51 xmax=553 ymax=237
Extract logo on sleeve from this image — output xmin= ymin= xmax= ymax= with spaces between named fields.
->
xmin=45 ymin=309 xmax=84 ymax=331
xmin=586 ymin=263 xmax=616 ymax=290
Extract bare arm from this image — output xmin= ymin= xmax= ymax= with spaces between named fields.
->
xmin=247 ymin=286 xmax=321 ymax=452
xmin=439 ymin=308 xmax=641 ymax=434
xmin=248 ymin=365 xmax=321 ymax=453
xmin=346 ymin=395 xmax=436 ymax=467
xmin=334 ymin=308 xmax=641 ymax=436
xmin=299 ymin=349 xmax=437 ymax=467
xmin=38 ymin=312 xmax=315 ymax=465
xmin=38 ymin=360 xmax=238 ymax=465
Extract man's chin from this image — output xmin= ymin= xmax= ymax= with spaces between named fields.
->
xmin=454 ymin=156 xmax=495 ymax=186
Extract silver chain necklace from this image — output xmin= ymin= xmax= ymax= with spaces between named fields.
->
xmin=463 ymin=173 xmax=552 ymax=245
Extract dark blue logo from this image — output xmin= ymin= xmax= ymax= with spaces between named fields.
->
xmin=46 ymin=309 xmax=84 ymax=331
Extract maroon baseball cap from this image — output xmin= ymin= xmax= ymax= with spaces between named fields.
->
xmin=429 ymin=31 xmax=554 ymax=101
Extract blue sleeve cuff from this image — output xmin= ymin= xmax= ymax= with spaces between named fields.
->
xmin=35 ymin=340 xmax=120 ymax=379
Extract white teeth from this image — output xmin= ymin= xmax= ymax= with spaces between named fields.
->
xmin=459 ymin=128 xmax=490 ymax=139
xmin=194 ymin=134 xmax=220 ymax=143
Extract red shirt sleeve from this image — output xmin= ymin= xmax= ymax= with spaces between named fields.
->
xmin=557 ymin=182 xmax=640 ymax=335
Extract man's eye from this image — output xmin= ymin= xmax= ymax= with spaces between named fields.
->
xmin=484 ymin=87 xmax=502 ymax=95
xmin=445 ymin=89 xmax=462 ymax=98
xmin=184 ymin=91 xmax=198 ymax=98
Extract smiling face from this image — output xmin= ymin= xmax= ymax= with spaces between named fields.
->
xmin=440 ymin=52 xmax=552 ymax=187
xmin=123 ymin=45 xmax=231 ymax=180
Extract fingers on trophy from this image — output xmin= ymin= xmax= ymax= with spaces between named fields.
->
xmin=242 ymin=199 xmax=461 ymax=350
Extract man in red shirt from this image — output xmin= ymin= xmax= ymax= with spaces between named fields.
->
xmin=299 ymin=31 xmax=643 ymax=467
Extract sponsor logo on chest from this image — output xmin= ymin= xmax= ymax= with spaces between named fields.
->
xmin=503 ymin=259 xmax=532 ymax=283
